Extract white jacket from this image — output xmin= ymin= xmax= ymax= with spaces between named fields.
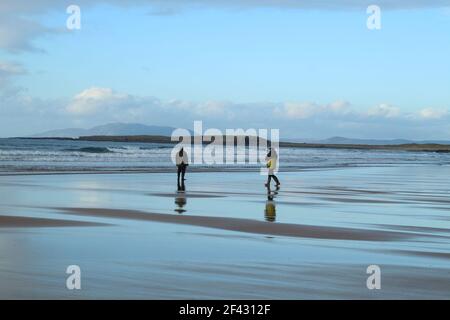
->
xmin=176 ymin=151 xmax=189 ymax=166
xmin=265 ymin=150 xmax=278 ymax=174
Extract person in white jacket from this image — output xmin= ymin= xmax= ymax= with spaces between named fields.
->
xmin=264 ymin=148 xmax=280 ymax=188
xmin=176 ymin=147 xmax=189 ymax=190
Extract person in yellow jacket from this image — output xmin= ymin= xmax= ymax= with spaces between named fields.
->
xmin=264 ymin=148 xmax=280 ymax=187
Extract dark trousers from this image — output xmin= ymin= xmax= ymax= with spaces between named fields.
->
xmin=177 ymin=164 xmax=187 ymax=188
xmin=267 ymin=174 xmax=280 ymax=186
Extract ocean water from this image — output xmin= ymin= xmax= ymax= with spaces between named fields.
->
xmin=0 ymin=138 xmax=449 ymax=172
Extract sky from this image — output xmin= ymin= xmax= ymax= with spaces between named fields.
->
xmin=0 ymin=0 xmax=450 ymax=139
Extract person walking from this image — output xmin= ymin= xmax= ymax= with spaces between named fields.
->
xmin=176 ymin=147 xmax=189 ymax=190
xmin=265 ymin=148 xmax=280 ymax=188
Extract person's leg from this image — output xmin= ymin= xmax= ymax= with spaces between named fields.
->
xmin=181 ymin=165 xmax=186 ymax=180
xmin=177 ymin=166 xmax=182 ymax=187
xmin=266 ymin=175 xmax=272 ymax=186
xmin=181 ymin=165 xmax=186 ymax=189
xmin=272 ymin=175 xmax=280 ymax=186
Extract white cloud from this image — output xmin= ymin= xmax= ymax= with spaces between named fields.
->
xmin=66 ymin=87 xmax=132 ymax=115
xmin=327 ymin=100 xmax=351 ymax=113
xmin=166 ymin=99 xmax=234 ymax=118
xmin=277 ymin=102 xmax=320 ymax=119
xmin=419 ymin=107 xmax=448 ymax=119
xmin=367 ymin=103 xmax=401 ymax=118
xmin=276 ymin=100 xmax=351 ymax=119
xmin=195 ymin=100 xmax=229 ymax=116
xmin=64 ymin=89 xmax=355 ymax=126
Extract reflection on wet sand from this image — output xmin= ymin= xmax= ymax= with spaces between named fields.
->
xmin=265 ymin=185 xmax=279 ymax=222
xmin=175 ymin=191 xmax=187 ymax=214
xmin=0 ymin=215 xmax=109 ymax=228
xmin=52 ymin=207 xmax=417 ymax=241
xmin=175 ymin=182 xmax=187 ymax=214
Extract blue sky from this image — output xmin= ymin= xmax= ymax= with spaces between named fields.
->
xmin=1 ymin=1 xmax=450 ymax=139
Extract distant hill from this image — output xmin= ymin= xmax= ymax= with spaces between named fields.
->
xmin=286 ymin=136 xmax=450 ymax=145
xmin=31 ymin=123 xmax=179 ymax=138
xmin=319 ymin=136 xmax=413 ymax=145
xmin=30 ymin=125 xmax=450 ymax=145
xmin=24 ymin=135 xmax=450 ymax=152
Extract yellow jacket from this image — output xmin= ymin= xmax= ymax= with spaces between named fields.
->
xmin=267 ymin=159 xmax=275 ymax=170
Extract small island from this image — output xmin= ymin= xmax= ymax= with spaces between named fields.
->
xmin=18 ymin=135 xmax=450 ymax=153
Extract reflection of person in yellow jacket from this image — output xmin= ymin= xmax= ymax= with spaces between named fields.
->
xmin=265 ymin=197 xmax=276 ymax=222
xmin=265 ymin=185 xmax=277 ymax=222
xmin=264 ymin=148 xmax=280 ymax=187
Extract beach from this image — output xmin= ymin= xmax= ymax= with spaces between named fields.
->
xmin=1 ymin=165 xmax=449 ymax=299
xmin=2 ymin=0 xmax=450 ymax=306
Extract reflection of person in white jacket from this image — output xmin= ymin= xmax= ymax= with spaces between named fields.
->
xmin=176 ymin=148 xmax=189 ymax=190
xmin=265 ymin=148 xmax=280 ymax=188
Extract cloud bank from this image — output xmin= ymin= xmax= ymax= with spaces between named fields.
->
xmin=1 ymin=86 xmax=449 ymax=139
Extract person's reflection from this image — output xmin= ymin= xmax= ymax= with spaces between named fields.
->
xmin=175 ymin=185 xmax=187 ymax=214
xmin=265 ymin=185 xmax=279 ymax=222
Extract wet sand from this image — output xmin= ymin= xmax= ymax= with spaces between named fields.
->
xmin=0 ymin=166 xmax=449 ymax=299
xmin=0 ymin=215 xmax=109 ymax=228
xmin=53 ymin=207 xmax=414 ymax=241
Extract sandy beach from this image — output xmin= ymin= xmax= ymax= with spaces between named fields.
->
xmin=2 ymin=0 xmax=450 ymax=307
xmin=0 ymin=165 xmax=449 ymax=299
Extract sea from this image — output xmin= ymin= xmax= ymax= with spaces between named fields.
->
xmin=0 ymin=138 xmax=449 ymax=172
